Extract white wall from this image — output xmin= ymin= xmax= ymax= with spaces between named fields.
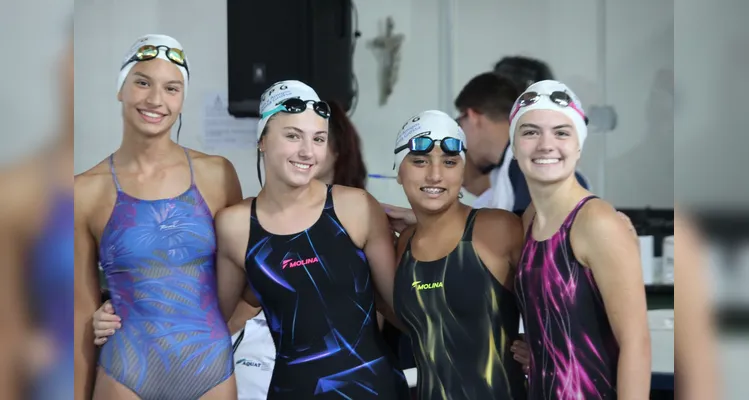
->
xmin=0 ymin=3 xmax=70 ymax=165
xmin=74 ymin=0 xmax=673 ymax=209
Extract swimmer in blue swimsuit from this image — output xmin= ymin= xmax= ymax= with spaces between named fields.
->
xmin=74 ymin=34 xmax=243 ymax=400
xmin=215 ymin=80 xmax=410 ymax=399
xmin=1 ymin=37 xmax=74 ymax=400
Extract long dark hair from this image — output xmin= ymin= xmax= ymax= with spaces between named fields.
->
xmin=327 ymin=101 xmax=367 ymax=189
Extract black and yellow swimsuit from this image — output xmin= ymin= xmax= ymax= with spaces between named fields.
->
xmin=393 ymin=209 xmax=527 ymax=400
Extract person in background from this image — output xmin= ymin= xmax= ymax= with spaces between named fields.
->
xmin=493 ymin=55 xmax=556 ymax=94
xmin=512 ymin=80 xmax=650 ymax=399
xmin=459 ymin=56 xmax=556 ymax=199
xmin=454 ymin=73 xmax=520 ymax=210
xmin=460 ymin=55 xmax=559 ymax=203
xmin=461 ymin=147 xmax=492 ymax=198
xmin=673 ymin=211 xmax=720 ymax=399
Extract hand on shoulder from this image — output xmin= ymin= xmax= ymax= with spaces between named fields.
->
xmin=380 ymin=202 xmax=416 ymax=234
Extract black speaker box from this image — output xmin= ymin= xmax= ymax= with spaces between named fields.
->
xmin=227 ymin=0 xmax=354 ymax=118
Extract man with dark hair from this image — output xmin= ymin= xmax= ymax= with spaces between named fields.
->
xmin=493 ymin=55 xmax=555 ymax=92
xmin=455 ymin=72 xmax=518 ymax=174
xmin=455 ymin=72 xmax=589 ymax=213
xmin=454 ymin=73 xmax=517 ymax=203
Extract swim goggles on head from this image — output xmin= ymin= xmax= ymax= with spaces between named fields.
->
xmin=510 ymin=91 xmax=588 ymax=124
xmin=261 ymin=98 xmax=331 ymax=120
xmin=121 ymin=45 xmax=190 ymax=78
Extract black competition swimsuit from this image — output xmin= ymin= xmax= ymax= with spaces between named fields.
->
xmin=394 ymin=209 xmax=527 ymax=399
xmin=245 ymin=185 xmax=410 ymax=399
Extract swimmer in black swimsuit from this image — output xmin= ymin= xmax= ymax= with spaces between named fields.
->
xmin=215 ymin=80 xmax=409 ymax=399
xmin=392 ymin=110 xmax=528 ymax=399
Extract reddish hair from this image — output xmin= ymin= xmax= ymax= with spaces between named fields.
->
xmin=327 ymin=100 xmax=368 ymax=189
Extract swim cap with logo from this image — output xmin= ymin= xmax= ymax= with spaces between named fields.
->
xmin=393 ymin=110 xmax=467 ymax=173
xmin=508 ymin=80 xmax=587 ymax=149
xmin=117 ymin=34 xmax=190 ymax=98
xmin=256 ymin=80 xmax=322 ymax=136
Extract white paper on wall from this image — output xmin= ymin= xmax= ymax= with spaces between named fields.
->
xmin=203 ymin=91 xmax=257 ymax=150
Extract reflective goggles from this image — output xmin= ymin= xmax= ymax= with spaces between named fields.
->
xmin=121 ymin=45 xmax=190 ymax=78
xmin=510 ymin=91 xmax=588 ymax=124
xmin=394 ymin=135 xmax=465 ymax=156
xmin=261 ymin=98 xmax=331 ymax=120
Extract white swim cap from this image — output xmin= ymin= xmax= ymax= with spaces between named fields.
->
xmin=393 ymin=110 xmax=467 ymax=172
xmin=257 ymin=80 xmax=322 ymax=136
xmin=117 ymin=34 xmax=189 ymax=98
xmin=508 ymin=80 xmax=587 ymax=149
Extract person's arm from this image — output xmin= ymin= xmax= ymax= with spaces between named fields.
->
xmin=472 ymin=209 xmax=531 ymax=371
xmin=380 ymin=203 xmax=416 ymax=234
xmin=373 ymin=288 xmax=407 ymax=331
xmin=575 ymin=202 xmax=651 ymax=399
xmin=503 ymin=214 xmax=532 ymax=372
xmin=74 ymin=178 xmax=102 ymax=400
xmin=336 ymin=187 xmax=404 ymax=327
xmin=227 ymin=300 xmax=262 ymax=336
xmin=0 ymin=238 xmax=26 ymax=398
xmin=674 ymin=212 xmax=720 ymax=399
xmin=215 ymin=203 xmax=259 ymax=321
xmin=0 ymin=177 xmax=32 ymax=399
xmin=376 ymin=311 xmax=385 ymax=331
xmin=371 ymin=224 xmax=417 ymax=333
xmin=472 ymin=209 xmax=523 ymax=284
xmin=362 ymin=192 xmax=399 ymax=310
